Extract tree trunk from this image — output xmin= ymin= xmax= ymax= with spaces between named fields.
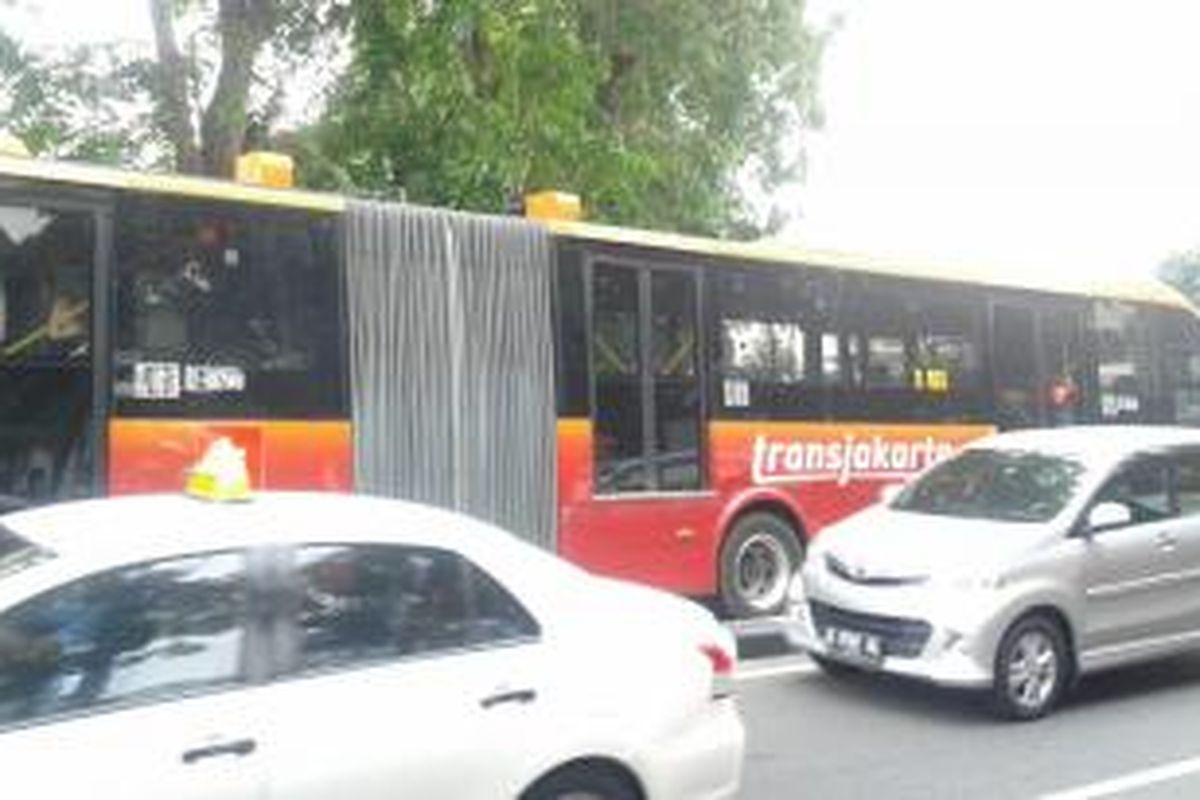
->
xmin=148 ymin=0 xmax=201 ymax=173
xmin=200 ymin=0 xmax=277 ymax=177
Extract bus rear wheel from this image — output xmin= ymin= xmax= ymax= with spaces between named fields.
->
xmin=719 ymin=512 xmax=803 ymax=618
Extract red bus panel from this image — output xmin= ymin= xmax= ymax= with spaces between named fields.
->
xmin=558 ymin=418 xmax=993 ymax=596
xmin=109 ymin=419 xmax=353 ymax=494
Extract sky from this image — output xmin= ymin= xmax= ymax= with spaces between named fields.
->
xmin=787 ymin=0 xmax=1200 ymax=278
xmin=4 ymin=0 xmax=1200 ymax=279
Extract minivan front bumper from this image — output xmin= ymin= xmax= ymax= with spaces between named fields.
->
xmin=783 ymin=567 xmax=1006 ymax=689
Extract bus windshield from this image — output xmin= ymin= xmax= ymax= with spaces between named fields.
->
xmin=892 ymin=449 xmax=1086 ymax=523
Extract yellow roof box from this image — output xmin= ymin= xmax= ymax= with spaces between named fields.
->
xmin=525 ymin=191 xmax=582 ymax=222
xmin=236 ymin=151 xmax=295 ymax=189
xmin=186 ymin=437 xmax=253 ymax=502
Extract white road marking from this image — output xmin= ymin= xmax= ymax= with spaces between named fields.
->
xmin=737 ymin=660 xmax=821 ymax=682
xmin=1040 ymin=755 xmax=1200 ymax=800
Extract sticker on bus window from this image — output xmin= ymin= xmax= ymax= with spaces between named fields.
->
xmin=724 ymin=378 xmax=750 ymax=408
xmin=133 ymin=362 xmax=182 ymax=400
xmin=184 ymin=364 xmax=247 ymax=394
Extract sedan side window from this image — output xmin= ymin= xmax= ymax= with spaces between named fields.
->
xmin=1091 ymin=459 xmax=1171 ymax=529
xmin=0 ymin=551 xmax=248 ymax=729
xmin=293 ymin=545 xmax=538 ymax=673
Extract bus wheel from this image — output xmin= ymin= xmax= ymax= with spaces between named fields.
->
xmin=720 ymin=512 xmax=803 ymax=618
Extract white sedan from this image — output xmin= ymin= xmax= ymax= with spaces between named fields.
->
xmin=0 ymin=492 xmax=743 ymax=799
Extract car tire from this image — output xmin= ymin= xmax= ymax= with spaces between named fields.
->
xmin=522 ymin=763 xmax=641 ymax=800
xmin=990 ymin=613 xmax=1069 ymax=721
xmin=719 ymin=511 xmax=803 ymax=619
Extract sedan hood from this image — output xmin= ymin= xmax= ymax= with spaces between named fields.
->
xmin=813 ymin=505 xmax=1057 ymax=583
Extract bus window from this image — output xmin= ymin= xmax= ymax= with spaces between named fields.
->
xmin=864 ymin=335 xmax=906 ymax=387
xmin=992 ymin=303 xmax=1040 ymax=428
xmin=591 ymin=261 xmax=702 ymax=494
xmin=1039 ymin=305 xmax=1091 ymax=425
xmin=910 ymin=296 xmax=986 ymax=421
xmin=1156 ymin=307 xmax=1200 ymax=425
xmin=592 ymin=263 xmax=647 ymax=493
xmin=1094 ymin=300 xmax=1150 ymax=423
xmin=713 ymin=268 xmax=830 ymax=419
xmin=0 ymin=204 xmax=95 ymax=506
xmin=720 ymin=320 xmax=806 ymax=384
xmin=830 ymin=278 xmax=917 ymax=421
xmin=112 ymin=197 xmax=344 ymax=419
xmin=650 ymin=270 xmax=700 ymax=492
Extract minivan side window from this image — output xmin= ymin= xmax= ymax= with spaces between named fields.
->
xmin=1091 ymin=458 xmax=1171 ymax=528
xmin=292 ymin=544 xmax=538 ymax=673
xmin=0 ymin=551 xmax=248 ymax=729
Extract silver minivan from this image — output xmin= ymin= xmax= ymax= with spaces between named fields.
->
xmin=785 ymin=425 xmax=1200 ymax=719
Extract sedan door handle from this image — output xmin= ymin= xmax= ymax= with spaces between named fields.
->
xmin=182 ymin=738 xmax=257 ymax=764
xmin=480 ymin=688 xmax=537 ymax=710
xmin=1157 ymin=532 xmax=1178 ymax=550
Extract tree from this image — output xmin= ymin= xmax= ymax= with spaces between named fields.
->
xmin=316 ymin=0 xmax=828 ymax=235
xmin=1160 ymin=249 xmax=1200 ymax=307
xmin=0 ymin=29 xmax=160 ymax=164
xmin=0 ymin=1 xmax=348 ymax=176
xmin=149 ymin=0 xmax=350 ymax=176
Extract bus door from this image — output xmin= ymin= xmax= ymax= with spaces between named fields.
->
xmin=0 ymin=197 xmax=105 ymax=509
xmin=990 ymin=302 xmax=1041 ymax=428
xmin=574 ymin=259 xmax=716 ymax=594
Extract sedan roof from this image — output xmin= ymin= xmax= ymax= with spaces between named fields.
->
xmin=1 ymin=492 xmax=549 ymax=575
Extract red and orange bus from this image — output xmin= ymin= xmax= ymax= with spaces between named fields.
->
xmin=1 ymin=152 xmax=1197 ymax=616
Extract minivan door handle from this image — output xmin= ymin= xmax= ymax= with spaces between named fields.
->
xmin=1156 ymin=532 xmax=1178 ymax=551
xmin=182 ymin=738 xmax=257 ymax=764
xmin=480 ymin=688 xmax=537 ymax=710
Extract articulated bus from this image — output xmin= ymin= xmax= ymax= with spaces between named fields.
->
xmin=1 ymin=153 xmax=1198 ymax=616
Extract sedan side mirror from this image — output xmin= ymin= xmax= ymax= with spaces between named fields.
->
xmin=1086 ymin=501 xmax=1132 ymax=534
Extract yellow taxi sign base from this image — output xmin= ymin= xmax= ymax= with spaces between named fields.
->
xmin=185 ymin=470 xmax=252 ymax=502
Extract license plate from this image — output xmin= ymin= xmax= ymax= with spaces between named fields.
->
xmin=823 ymin=626 xmax=883 ymax=665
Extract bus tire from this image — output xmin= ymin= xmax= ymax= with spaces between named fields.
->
xmin=719 ymin=511 xmax=803 ymax=618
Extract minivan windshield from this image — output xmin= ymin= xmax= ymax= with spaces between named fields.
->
xmin=0 ymin=526 xmax=49 ymax=580
xmin=892 ymin=448 xmax=1086 ymax=523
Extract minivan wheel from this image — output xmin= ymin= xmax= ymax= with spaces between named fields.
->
xmin=720 ymin=512 xmax=803 ymax=618
xmin=991 ymin=614 xmax=1069 ymax=721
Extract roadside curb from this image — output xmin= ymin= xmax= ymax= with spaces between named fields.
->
xmin=728 ymin=616 xmax=797 ymax=660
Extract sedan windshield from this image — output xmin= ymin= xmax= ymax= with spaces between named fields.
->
xmin=892 ymin=449 xmax=1086 ymax=523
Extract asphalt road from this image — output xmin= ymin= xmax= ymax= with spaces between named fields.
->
xmin=735 ymin=651 xmax=1200 ymax=800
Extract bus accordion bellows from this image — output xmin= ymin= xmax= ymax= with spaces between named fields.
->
xmin=0 ymin=153 xmax=1196 ymax=616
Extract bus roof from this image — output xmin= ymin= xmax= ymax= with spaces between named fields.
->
xmin=2 ymin=154 xmax=1191 ymax=314
xmin=545 ymin=219 xmax=1196 ymax=313
xmin=0 ymin=154 xmax=346 ymax=213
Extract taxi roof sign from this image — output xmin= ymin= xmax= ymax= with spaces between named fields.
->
xmin=185 ymin=437 xmax=252 ymax=502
